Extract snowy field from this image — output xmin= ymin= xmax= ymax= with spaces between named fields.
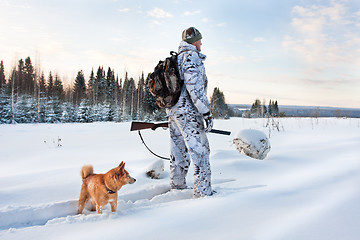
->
xmin=0 ymin=117 xmax=359 ymax=240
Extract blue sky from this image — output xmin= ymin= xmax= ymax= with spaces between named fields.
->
xmin=1 ymin=0 xmax=359 ymax=108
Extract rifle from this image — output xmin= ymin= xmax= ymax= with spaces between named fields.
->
xmin=130 ymin=121 xmax=231 ymax=160
xmin=130 ymin=121 xmax=231 ymax=135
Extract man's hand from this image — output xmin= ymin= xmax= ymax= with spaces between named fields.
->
xmin=203 ymin=112 xmax=213 ymax=133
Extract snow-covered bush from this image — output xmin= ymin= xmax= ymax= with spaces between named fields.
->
xmin=233 ymin=129 xmax=271 ymax=160
xmin=144 ymin=160 xmax=164 ymax=179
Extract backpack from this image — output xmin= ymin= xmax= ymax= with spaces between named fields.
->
xmin=148 ymin=51 xmax=183 ymax=108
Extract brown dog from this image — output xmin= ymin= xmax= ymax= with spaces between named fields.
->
xmin=77 ymin=161 xmax=136 ymax=214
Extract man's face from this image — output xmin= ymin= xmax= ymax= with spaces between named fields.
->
xmin=193 ymin=39 xmax=202 ymax=52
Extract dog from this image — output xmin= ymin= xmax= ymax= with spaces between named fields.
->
xmin=77 ymin=161 xmax=136 ymax=214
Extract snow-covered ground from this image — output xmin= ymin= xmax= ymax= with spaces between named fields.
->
xmin=0 ymin=118 xmax=359 ymax=240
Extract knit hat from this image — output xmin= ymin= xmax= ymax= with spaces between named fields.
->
xmin=182 ymin=27 xmax=202 ymax=44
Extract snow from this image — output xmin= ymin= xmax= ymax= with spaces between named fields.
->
xmin=0 ymin=118 xmax=360 ymax=240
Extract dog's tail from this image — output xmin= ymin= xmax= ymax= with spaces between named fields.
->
xmin=80 ymin=165 xmax=94 ymax=180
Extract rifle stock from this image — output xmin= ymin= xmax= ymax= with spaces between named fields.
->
xmin=130 ymin=121 xmax=168 ymax=131
xmin=130 ymin=121 xmax=231 ymax=135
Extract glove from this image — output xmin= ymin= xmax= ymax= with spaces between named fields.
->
xmin=203 ymin=112 xmax=213 ymax=133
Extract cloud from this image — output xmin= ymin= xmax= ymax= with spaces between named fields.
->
xmin=4 ymin=1 xmax=31 ymax=9
xmin=283 ymin=2 xmax=360 ymax=66
xmin=282 ymin=1 xmax=360 ymax=100
xmin=253 ymin=37 xmax=265 ymax=42
xmin=151 ymin=20 xmax=162 ymax=26
xmin=217 ymin=22 xmax=226 ymax=27
xmin=184 ymin=10 xmax=200 ymax=16
xmin=202 ymin=18 xmax=209 ymax=23
xmin=119 ymin=8 xmax=130 ymax=13
xmin=147 ymin=8 xmax=173 ymax=18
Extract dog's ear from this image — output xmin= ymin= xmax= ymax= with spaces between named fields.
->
xmin=118 ymin=161 xmax=125 ymax=174
xmin=118 ymin=161 xmax=124 ymax=168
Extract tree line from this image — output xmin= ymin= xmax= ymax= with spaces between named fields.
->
xmin=242 ymin=99 xmax=281 ymax=118
xmin=0 ymin=57 xmax=232 ymax=124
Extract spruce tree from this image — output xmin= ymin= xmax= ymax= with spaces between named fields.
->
xmin=73 ymin=70 xmax=86 ymax=105
xmin=24 ymin=57 xmax=35 ymax=96
xmin=37 ymin=72 xmax=47 ymax=122
xmin=268 ymin=100 xmax=273 ymax=116
xmin=210 ymin=87 xmax=230 ymax=119
xmin=88 ymin=68 xmax=96 ymax=105
xmin=143 ymin=73 xmax=157 ymax=117
xmin=53 ymin=74 xmax=64 ymax=121
xmin=14 ymin=59 xmax=25 ymax=96
xmin=105 ymin=67 xmax=115 ymax=105
xmin=0 ymin=60 xmax=5 ymax=89
xmin=274 ymin=100 xmax=279 ymax=116
xmin=137 ymin=72 xmax=145 ymax=120
xmin=47 ymin=72 xmax=54 ymax=98
xmin=96 ymin=66 xmax=106 ymax=103
xmin=53 ymin=74 xmax=64 ymax=101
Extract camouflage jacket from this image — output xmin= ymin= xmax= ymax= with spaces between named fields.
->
xmin=166 ymin=41 xmax=210 ymax=116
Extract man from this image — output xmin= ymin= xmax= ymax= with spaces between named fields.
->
xmin=166 ymin=27 xmax=214 ymax=197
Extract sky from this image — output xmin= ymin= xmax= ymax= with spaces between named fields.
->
xmin=0 ymin=0 xmax=359 ymax=108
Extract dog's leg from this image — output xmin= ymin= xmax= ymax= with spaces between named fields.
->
xmin=78 ymin=184 xmax=89 ymax=214
xmin=89 ymin=199 xmax=96 ymax=211
xmin=110 ymin=200 xmax=117 ymax=212
xmin=96 ymin=205 xmax=103 ymax=214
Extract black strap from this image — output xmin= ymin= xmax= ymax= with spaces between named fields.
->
xmin=105 ymin=185 xmax=116 ymax=194
xmin=138 ymin=131 xmax=170 ymax=161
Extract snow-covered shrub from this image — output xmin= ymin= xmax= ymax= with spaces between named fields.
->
xmin=233 ymin=129 xmax=271 ymax=160
xmin=144 ymin=160 xmax=164 ymax=179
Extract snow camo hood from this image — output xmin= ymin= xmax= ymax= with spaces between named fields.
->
xmin=166 ymin=41 xmax=210 ymax=116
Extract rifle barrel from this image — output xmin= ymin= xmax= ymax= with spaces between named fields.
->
xmin=209 ymin=129 xmax=231 ymax=135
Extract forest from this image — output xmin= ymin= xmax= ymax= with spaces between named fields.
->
xmin=0 ymin=57 xmax=232 ymax=124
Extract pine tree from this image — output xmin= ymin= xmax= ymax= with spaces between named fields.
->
xmin=250 ymin=99 xmax=267 ymax=118
xmin=47 ymin=72 xmax=54 ymax=98
xmin=268 ymin=99 xmax=280 ymax=117
xmin=0 ymin=66 xmax=11 ymax=122
xmin=268 ymin=100 xmax=273 ymax=116
xmin=16 ymin=59 xmax=25 ymax=95
xmin=37 ymin=72 xmax=47 ymax=122
xmin=0 ymin=90 xmax=11 ymax=123
xmin=0 ymin=60 xmax=5 ymax=89
xmin=8 ymin=68 xmax=17 ymax=123
xmin=274 ymin=100 xmax=279 ymax=116
xmin=96 ymin=66 xmax=106 ymax=103
xmin=23 ymin=57 xmax=35 ymax=96
xmin=105 ymin=67 xmax=115 ymax=105
xmin=137 ymin=72 xmax=145 ymax=120
xmin=52 ymin=74 xmax=64 ymax=121
xmin=38 ymin=72 xmax=46 ymax=94
xmin=88 ymin=68 xmax=96 ymax=105
xmin=143 ymin=73 xmax=157 ymax=117
xmin=210 ymin=87 xmax=230 ymax=119
xmin=114 ymin=75 xmax=123 ymax=122
xmin=73 ymin=70 xmax=86 ymax=105
xmin=78 ymin=99 xmax=93 ymax=123
xmin=122 ymin=72 xmax=136 ymax=119
xmin=53 ymin=74 xmax=64 ymax=101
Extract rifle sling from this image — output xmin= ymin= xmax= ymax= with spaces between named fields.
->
xmin=137 ymin=131 xmax=170 ymax=161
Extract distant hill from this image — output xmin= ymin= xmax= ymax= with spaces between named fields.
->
xmin=230 ymin=104 xmax=360 ymax=118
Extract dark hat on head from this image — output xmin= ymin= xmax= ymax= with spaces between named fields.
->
xmin=182 ymin=27 xmax=202 ymax=44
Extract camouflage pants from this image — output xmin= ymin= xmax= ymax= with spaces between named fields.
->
xmin=169 ymin=113 xmax=212 ymax=197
